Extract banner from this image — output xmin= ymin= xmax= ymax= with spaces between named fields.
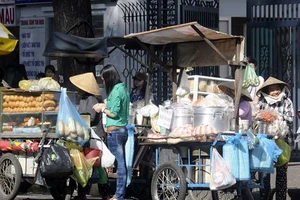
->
xmin=19 ymin=17 xmax=46 ymax=79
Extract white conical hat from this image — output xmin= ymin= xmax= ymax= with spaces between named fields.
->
xmin=70 ymin=72 xmax=100 ymax=95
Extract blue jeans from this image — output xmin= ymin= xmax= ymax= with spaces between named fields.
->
xmin=107 ymin=127 xmax=128 ymax=200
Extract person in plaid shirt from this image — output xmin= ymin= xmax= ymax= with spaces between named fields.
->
xmin=256 ymin=76 xmax=294 ymax=200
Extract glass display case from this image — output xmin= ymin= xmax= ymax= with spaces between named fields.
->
xmin=188 ymin=75 xmax=234 ymax=101
xmin=0 ymin=88 xmax=77 ymax=138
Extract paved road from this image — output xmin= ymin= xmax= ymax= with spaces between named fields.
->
xmin=15 ymin=162 xmax=300 ymax=200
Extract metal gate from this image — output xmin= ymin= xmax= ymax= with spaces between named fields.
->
xmin=180 ymin=0 xmax=220 ymax=76
xmin=246 ymin=0 xmax=300 ymax=159
xmin=119 ymin=0 xmax=220 ymax=104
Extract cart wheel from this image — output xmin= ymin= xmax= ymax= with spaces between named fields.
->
xmin=151 ymin=163 xmax=187 ymax=200
xmin=187 ymin=189 xmax=213 ymax=200
xmin=0 ymin=153 xmax=22 ymax=200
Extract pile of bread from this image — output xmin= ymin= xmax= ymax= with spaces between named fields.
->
xmin=2 ymin=93 xmax=58 ymax=113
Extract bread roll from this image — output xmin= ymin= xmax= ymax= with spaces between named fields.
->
xmin=44 ymin=100 xmax=56 ymax=108
xmin=2 ymin=102 xmax=8 ymax=108
xmin=46 ymin=107 xmax=55 ymax=111
xmin=41 ymin=93 xmax=55 ymax=100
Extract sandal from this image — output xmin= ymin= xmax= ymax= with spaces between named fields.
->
xmin=109 ymin=197 xmax=118 ymax=200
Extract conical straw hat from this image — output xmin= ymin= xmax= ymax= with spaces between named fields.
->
xmin=218 ymin=81 xmax=252 ymax=101
xmin=70 ymin=72 xmax=100 ymax=96
xmin=256 ymin=76 xmax=290 ymax=95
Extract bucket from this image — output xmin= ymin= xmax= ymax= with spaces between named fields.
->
xmin=84 ymin=148 xmax=102 ymax=166
xmin=193 ymin=106 xmax=231 ymax=131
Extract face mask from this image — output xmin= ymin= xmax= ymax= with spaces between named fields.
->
xmin=261 ymin=87 xmax=287 ymax=104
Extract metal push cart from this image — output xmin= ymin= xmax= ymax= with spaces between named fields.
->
xmin=138 ymin=132 xmax=267 ymax=200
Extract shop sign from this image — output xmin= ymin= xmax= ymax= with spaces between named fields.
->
xmin=19 ymin=17 xmax=46 ymax=79
xmin=0 ymin=5 xmax=16 ymax=26
xmin=15 ymin=0 xmax=51 ymax=4
xmin=158 ymin=105 xmax=173 ymax=129
xmin=0 ymin=0 xmax=15 ymax=4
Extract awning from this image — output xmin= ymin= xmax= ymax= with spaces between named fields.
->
xmin=0 ymin=23 xmax=18 ymax=55
xmin=124 ymin=21 xmax=245 ymax=67
xmin=43 ymin=32 xmax=137 ymax=58
xmin=43 ymin=32 xmax=109 ymax=58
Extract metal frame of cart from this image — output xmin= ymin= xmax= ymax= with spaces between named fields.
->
xmin=139 ymin=133 xmax=267 ymax=200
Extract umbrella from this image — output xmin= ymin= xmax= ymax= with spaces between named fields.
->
xmin=0 ymin=23 xmax=18 ymax=55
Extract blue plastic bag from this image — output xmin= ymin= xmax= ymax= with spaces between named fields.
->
xmin=125 ymin=124 xmax=135 ymax=187
xmin=56 ymin=88 xmax=90 ymax=146
xmin=257 ymin=134 xmax=282 ymax=162
xmin=222 ymin=133 xmax=250 ymax=181
xmin=249 ymin=141 xmax=274 ymax=173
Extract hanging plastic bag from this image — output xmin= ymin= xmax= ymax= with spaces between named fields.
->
xmin=256 ymin=134 xmax=282 ymax=162
xmin=222 ymin=134 xmax=250 ymax=181
xmin=125 ymin=124 xmax=135 ymax=187
xmin=176 ymin=70 xmax=190 ymax=97
xmin=88 ymin=166 xmax=108 ymax=184
xmin=70 ymin=149 xmax=96 ymax=187
xmin=34 ymin=166 xmax=47 ymax=187
xmin=56 ymin=88 xmax=90 ymax=146
xmin=275 ymin=138 xmax=291 ymax=167
xmin=249 ymin=140 xmax=274 ymax=173
xmin=89 ymin=129 xmax=115 ymax=168
xmin=210 ymin=147 xmax=236 ymax=190
xmin=246 ymin=130 xmax=259 ymax=150
xmin=39 ymin=143 xmax=74 ymax=178
xmin=242 ymin=64 xmax=260 ymax=88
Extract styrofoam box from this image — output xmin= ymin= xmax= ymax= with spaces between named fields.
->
xmin=15 ymin=152 xmax=37 ymax=177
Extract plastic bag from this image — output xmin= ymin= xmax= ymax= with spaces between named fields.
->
xmin=89 ymin=129 xmax=115 ymax=168
xmin=39 ymin=143 xmax=73 ymax=178
xmin=176 ymin=70 xmax=190 ymax=97
xmin=210 ymin=148 xmax=236 ymax=190
xmin=125 ymin=124 xmax=135 ymax=187
xmin=257 ymin=134 xmax=282 ymax=162
xmin=275 ymin=138 xmax=291 ymax=167
xmin=249 ymin=140 xmax=274 ymax=173
xmin=268 ymin=120 xmax=289 ymax=139
xmin=242 ymin=64 xmax=260 ymax=88
xmin=56 ymin=88 xmax=90 ymax=146
xmin=222 ymin=134 xmax=250 ymax=181
xmin=38 ymin=77 xmax=60 ymax=91
xmin=70 ymin=149 xmax=96 ymax=187
xmin=34 ymin=166 xmax=46 ymax=187
xmin=246 ymin=130 xmax=259 ymax=150
xmin=88 ymin=166 xmax=108 ymax=184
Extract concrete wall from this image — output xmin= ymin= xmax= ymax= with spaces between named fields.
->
xmin=219 ymin=0 xmax=246 ymax=18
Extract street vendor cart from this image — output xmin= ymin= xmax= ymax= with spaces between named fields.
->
xmin=122 ymin=22 xmax=269 ymax=200
xmin=0 ymin=88 xmax=78 ymax=200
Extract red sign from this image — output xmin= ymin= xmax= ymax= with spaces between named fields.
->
xmin=0 ymin=5 xmax=16 ymax=26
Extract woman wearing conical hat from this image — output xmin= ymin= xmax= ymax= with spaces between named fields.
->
xmin=218 ymin=81 xmax=253 ymax=125
xmin=256 ymin=76 xmax=294 ymax=200
xmin=70 ymin=72 xmax=110 ymax=200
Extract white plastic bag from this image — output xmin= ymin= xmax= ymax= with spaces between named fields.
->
xmin=210 ymin=148 xmax=236 ymax=190
xmin=38 ymin=77 xmax=61 ymax=91
xmin=176 ymin=70 xmax=190 ymax=97
xmin=89 ymin=129 xmax=115 ymax=168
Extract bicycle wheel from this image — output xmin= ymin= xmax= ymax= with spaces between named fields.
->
xmin=151 ymin=163 xmax=187 ymax=200
xmin=0 ymin=153 xmax=22 ymax=200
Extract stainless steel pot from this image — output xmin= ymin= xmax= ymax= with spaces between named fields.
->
xmin=193 ymin=106 xmax=231 ymax=131
xmin=171 ymin=107 xmax=193 ymax=129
